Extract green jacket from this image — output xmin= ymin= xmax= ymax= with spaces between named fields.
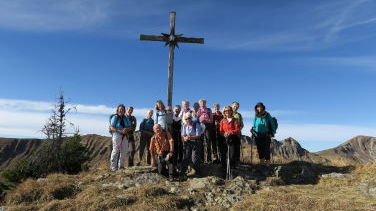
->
xmin=252 ymin=112 xmax=276 ymax=135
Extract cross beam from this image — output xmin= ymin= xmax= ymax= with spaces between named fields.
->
xmin=140 ymin=11 xmax=204 ymax=106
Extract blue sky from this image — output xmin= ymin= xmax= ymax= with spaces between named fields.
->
xmin=1 ymin=0 xmax=376 ymax=152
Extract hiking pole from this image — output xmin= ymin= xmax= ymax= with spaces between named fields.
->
xmin=179 ymin=141 xmax=185 ymax=181
xmin=226 ymin=137 xmax=231 ymax=180
xmin=250 ymin=136 xmax=253 ymax=166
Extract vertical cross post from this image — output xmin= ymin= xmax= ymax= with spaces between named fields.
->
xmin=140 ymin=11 xmax=204 ymax=107
xmin=167 ymin=11 xmax=176 ymax=107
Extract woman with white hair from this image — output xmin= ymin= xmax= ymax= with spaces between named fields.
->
xmin=181 ymin=113 xmax=203 ymax=178
xmin=197 ymin=99 xmax=217 ymax=163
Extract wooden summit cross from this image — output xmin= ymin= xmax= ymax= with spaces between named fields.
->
xmin=140 ymin=11 xmax=204 ymax=107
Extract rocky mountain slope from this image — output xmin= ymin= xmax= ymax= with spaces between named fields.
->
xmin=1 ymin=134 xmax=375 ymax=172
xmin=317 ymin=136 xmax=376 ymax=164
xmin=0 ymin=138 xmax=43 ymax=171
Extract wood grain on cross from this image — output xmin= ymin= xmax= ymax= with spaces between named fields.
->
xmin=140 ymin=11 xmax=204 ymax=107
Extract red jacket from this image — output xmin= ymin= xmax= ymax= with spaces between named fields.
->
xmin=220 ymin=118 xmax=241 ymax=135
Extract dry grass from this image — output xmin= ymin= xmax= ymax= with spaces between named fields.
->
xmin=232 ymin=163 xmax=376 ymax=211
xmin=4 ymin=163 xmax=376 ymax=210
xmin=5 ymin=173 xmax=80 ymax=206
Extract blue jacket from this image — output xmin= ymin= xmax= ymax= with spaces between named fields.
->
xmin=252 ymin=112 xmax=276 ymax=135
xmin=110 ymin=115 xmax=131 ymax=136
xmin=140 ymin=118 xmax=154 ymax=132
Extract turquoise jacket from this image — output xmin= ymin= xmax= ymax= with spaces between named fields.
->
xmin=252 ymin=112 xmax=276 ymax=135
xmin=110 ymin=115 xmax=131 ymax=136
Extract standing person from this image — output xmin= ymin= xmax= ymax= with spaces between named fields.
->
xmin=109 ymin=104 xmax=132 ymax=171
xmin=251 ymin=102 xmax=277 ymax=166
xmin=150 ymin=124 xmax=175 ymax=181
xmin=220 ymin=106 xmax=241 ymax=170
xmin=192 ymin=101 xmax=205 ymax=162
xmin=166 ymin=106 xmax=174 ymax=132
xmin=213 ymin=104 xmax=224 ymax=164
xmin=232 ymin=101 xmax=244 ymax=163
xmin=138 ymin=109 xmax=154 ymax=166
xmin=181 ymin=113 xmax=203 ymax=178
xmin=126 ymin=107 xmax=137 ymax=167
xmin=192 ymin=102 xmax=200 ymax=123
xmin=172 ymin=105 xmax=183 ymax=165
xmin=180 ymin=100 xmax=192 ymax=125
xmin=155 ymin=100 xmax=168 ymax=131
xmin=197 ymin=99 xmax=217 ymax=163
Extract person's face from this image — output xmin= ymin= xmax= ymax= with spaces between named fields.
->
xmin=194 ymin=103 xmax=199 ymax=110
xmin=186 ymin=117 xmax=192 ymax=125
xmin=157 ymin=102 xmax=162 ymax=110
xmin=256 ymin=106 xmax=264 ymax=113
xmin=166 ymin=106 xmax=172 ymax=113
xmin=175 ymin=107 xmax=181 ymax=115
xmin=147 ymin=110 xmax=153 ymax=118
xmin=224 ymin=108 xmax=233 ymax=118
xmin=214 ymin=105 xmax=220 ymax=112
xmin=199 ymin=101 xmax=206 ymax=108
xmin=183 ymin=102 xmax=189 ymax=109
xmin=232 ymin=104 xmax=239 ymax=112
xmin=117 ymin=107 xmax=125 ymax=116
xmin=127 ymin=108 xmax=133 ymax=115
xmin=153 ymin=125 xmax=162 ymax=134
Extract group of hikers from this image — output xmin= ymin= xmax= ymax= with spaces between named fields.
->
xmin=109 ymin=100 xmax=277 ymax=181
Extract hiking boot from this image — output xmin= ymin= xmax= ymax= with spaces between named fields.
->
xmin=179 ymin=174 xmax=188 ymax=181
xmin=168 ymin=175 xmax=175 ymax=182
xmin=187 ymin=168 xmax=196 ymax=177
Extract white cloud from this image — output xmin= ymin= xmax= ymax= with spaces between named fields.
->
xmin=0 ymin=0 xmax=111 ymax=32
xmin=313 ymin=56 xmax=376 ymax=70
xmin=1 ymin=98 xmax=375 ymax=152
xmin=0 ymin=98 xmax=153 ymax=138
xmin=325 ymin=0 xmax=374 ymax=42
xmin=0 ymin=98 xmax=151 ymax=116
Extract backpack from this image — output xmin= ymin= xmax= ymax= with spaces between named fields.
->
xmin=267 ymin=114 xmax=278 ymax=134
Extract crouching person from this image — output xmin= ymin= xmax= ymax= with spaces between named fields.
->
xmin=150 ymin=124 xmax=175 ymax=181
xmin=180 ymin=114 xmax=203 ymax=179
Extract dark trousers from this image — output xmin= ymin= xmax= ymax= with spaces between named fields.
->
xmin=157 ymin=152 xmax=174 ymax=177
xmin=128 ymin=134 xmax=135 ymax=166
xmin=235 ymin=133 xmax=242 ymax=163
xmin=203 ymin=123 xmax=217 ymax=162
xmin=255 ymin=134 xmax=271 ymax=160
xmin=216 ymin=131 xmax=227 ymax=167
xmin=172 ymin=130 xmax=183 ymax=165
xmin=223 ymin=135 xmax=240 ymax=169
xmin=181 ymin=139 xmax=203 ymax=175
xmin=139 ymin=132 xmax=152 ymax=165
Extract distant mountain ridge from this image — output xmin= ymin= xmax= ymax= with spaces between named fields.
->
xmin=1 ymin=134 xmax=375 ymax=171
xmin=317 ymin=136 xmax=376 ymax=164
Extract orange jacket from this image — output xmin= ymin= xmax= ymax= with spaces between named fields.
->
xmin=149 ymin=132 xmax=174 ymax=155
xmin=220 ymin=118 xmax=241 ymax=135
